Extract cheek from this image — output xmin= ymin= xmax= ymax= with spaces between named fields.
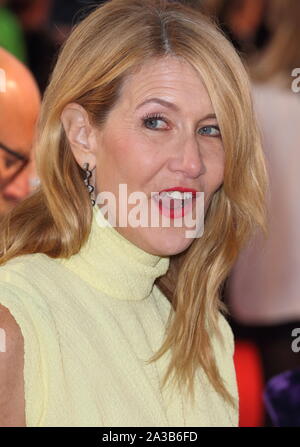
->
xmin=102 ymin=132 xmax=161 ymax=183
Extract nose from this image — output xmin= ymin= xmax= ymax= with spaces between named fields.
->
xmin=167 ymin=136 xmax=206 ymax=178
xmin=2 ymin=166 xmax=31 ymax=202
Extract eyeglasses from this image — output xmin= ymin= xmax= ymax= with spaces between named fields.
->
xmin=0 ymin=142 xmax=30 ymax=187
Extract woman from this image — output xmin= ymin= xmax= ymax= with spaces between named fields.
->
xmin=0 ymin=0 xmax=267 ymax=427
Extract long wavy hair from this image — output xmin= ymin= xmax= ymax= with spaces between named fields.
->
xmin=0 ymin=0 xmax=268 ymax=409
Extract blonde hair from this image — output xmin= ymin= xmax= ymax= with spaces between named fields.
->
xmin=0 ymin=0 xmax=268 ymax=409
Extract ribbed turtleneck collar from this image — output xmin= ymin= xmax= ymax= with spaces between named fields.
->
xmin=60 ymin=205 xmax=170 ymax=301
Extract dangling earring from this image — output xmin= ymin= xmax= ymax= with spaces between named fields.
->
xmin=83 ymin=162 xmax=95 ymax=206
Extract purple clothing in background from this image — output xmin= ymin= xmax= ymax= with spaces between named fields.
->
xmin=264 ymin=367 xmax=300 ymax=426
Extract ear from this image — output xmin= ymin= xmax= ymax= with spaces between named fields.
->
xmin=60 ymin=103 xmax=97 ymax=170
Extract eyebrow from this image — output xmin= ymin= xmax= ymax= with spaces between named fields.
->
xmin=0 ymin=141 xmax=29 ymax=161
xmin=135 ymin=97 xmax=217 ymax=121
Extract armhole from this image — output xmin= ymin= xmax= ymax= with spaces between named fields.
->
xmin=216 ymin=313 xmax=239 ymax=422
xmin=0 ymin=283 xmax=47 ymax=426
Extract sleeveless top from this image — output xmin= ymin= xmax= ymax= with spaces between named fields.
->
xmin=0 ymin=205 xmax=238 ymax=426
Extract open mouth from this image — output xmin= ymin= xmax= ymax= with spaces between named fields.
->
xmin=152 ymin=190 xmax=196 ymax=219
xmin=154 ymin=189 xmax=196 ymax=208
xmin=158 ymin=190 xmax=194 ymax=208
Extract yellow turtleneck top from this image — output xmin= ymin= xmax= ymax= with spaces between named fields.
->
xmin=0 ymin=205 xmax=239 ymax=426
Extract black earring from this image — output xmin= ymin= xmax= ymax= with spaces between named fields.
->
xmin=83 ymin=162 xmax=95 ymax=206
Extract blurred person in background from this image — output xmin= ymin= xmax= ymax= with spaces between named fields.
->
xmin=50 ymin=0 xmax=108 ymax=45
xmin=0 ymin=0 xmax=27 ymax=62
xmin=224 ymin=0 xmax=300 ymax=426
xmin=7 ymin=0 xmax=56 ymax=93
xmin=0 ymin=47 xmax=40 ymax=219
xmin=201 ymin=0 xmax=271 ymax=60
xmin=6 ymin=0 xmax=108 ymax=93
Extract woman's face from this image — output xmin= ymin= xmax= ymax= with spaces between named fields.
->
xmin=93 ymin=56 xmax=225 ymax=256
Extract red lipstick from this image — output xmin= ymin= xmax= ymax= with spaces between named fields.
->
xmin=159 ymin=186 xmax=198 ymax=197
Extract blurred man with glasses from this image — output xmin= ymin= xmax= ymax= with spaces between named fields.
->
xmin=0 ymin=47 xmax=40 ymax=219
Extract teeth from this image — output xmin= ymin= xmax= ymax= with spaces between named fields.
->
xmin=159 ymin=191 xmax=193 ymax=200
xmin=182 ymin=192 xmax=193 ymax=199
xmin=166 ymin=191 xmax=183 ymax=200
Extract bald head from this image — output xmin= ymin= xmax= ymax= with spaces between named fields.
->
xmin=0 ymin=48 xmax=40 ymax=217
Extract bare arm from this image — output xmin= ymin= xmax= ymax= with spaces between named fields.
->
xmin=0 ymin=303 xmax=26 ymax=426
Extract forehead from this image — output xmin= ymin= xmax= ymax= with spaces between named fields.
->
xmin=0 ymin=86 xmax=38 ymax=156
xmin=0 ymin=107 xmax=34 ymax=157
xmin=118 ymin=57 xmax=213 ymax=114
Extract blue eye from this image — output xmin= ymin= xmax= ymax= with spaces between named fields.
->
xmin=142 ymin=114 xmax=221 ymax=137
xmin=142 ymin=113 xmax=168 ymax=130
xmin=199 ymin=126 xmax=221 ymax=137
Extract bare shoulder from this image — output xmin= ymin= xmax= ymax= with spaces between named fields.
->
xmin=0 ymin=302 xmax=24 ymax=338
xmin=0 ymin=303 xmax=26 ymax=426
xmin=0 ymin=303 xmax=24 ymax=358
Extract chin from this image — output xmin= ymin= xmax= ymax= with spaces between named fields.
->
xmin=146 ymin=229 xmax=195 ymax=257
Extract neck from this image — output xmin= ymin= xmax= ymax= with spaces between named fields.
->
xmin=60 ymin=205 xmax=170 ymax=301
